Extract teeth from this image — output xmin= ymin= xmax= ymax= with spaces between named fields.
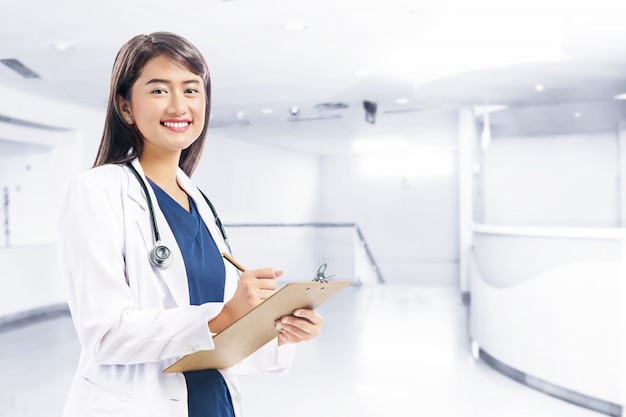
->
xmin=163 ymin=121 xmax=189 ymax=129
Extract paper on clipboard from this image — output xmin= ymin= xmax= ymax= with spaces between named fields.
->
xmin=163 ymin=280 xmax=351 ymax=373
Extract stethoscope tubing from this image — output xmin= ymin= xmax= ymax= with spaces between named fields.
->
xmin=126 ymin=162 xmax=231 ymax=269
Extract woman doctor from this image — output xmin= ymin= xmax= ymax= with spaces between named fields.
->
xmin=57 ymin=32 xmax=323 ymax=417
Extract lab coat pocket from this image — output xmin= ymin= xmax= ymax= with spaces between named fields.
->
xmin=78 ymin=376 xmax=139 ymax=416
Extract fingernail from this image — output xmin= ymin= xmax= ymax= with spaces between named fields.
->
xmin=275 ymin=322 xmax=283 ymax=331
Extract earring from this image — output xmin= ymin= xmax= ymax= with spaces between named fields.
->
xmin=126 ymin=116 xmax=132 ymax=122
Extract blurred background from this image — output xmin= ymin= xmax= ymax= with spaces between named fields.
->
xmin=0 ymin=0 xmax=624 ymax=416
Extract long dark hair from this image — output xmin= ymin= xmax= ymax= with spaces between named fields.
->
xmin=93 ymin=32 xmax=211 ymax=176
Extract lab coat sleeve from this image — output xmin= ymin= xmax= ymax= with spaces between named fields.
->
xmin=58 ymin=168 xmax=216 ymax=365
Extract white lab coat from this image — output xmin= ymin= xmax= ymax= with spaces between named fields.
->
xmin=57 ymin=159 xmax=294 ymax=417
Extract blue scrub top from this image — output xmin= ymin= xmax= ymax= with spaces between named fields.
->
xmin=149 ymin=179 xmax=234 ymax=417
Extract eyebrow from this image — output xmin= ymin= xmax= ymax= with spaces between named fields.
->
xmin=144 ymin=79 xmax=201 ymax=86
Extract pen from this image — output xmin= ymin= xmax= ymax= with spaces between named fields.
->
xmin=222 ymin=252 xmax=246 ymax=272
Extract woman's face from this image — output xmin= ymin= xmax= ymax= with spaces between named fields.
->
xmin=121 ymin=55 xmax=206 ymax=159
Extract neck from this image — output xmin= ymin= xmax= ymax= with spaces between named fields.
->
xmin=138 ymin=151 xmax=181 ymax=190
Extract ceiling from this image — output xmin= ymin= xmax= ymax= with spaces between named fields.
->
xmin=2 ymin=0 xmax=626 ymax=154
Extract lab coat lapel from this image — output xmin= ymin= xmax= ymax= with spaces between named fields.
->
xmin=126 ymin=159 xmax=190 ymax=307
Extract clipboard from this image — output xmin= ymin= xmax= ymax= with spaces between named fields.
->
xmin=163 ymin=280 xmax=351 ymax=373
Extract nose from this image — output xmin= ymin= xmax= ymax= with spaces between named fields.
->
xmin=167 ymin=91 xmax=187 ymax=116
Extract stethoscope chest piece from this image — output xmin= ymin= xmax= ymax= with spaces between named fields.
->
xmin=150 ymin=244 xmax=173 ymax=269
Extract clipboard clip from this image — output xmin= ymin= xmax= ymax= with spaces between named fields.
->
xmin=313 ymin=263 xmax=335 ymax=283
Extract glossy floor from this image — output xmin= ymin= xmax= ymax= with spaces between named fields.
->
xmin=0 ymin=284 xmax=605 ymax=417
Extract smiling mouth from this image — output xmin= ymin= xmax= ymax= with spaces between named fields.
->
xmin=161 ymin=121 xmax=190 ymax=129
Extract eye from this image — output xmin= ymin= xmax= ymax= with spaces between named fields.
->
xmin=185 ymin=88 xmax=200 ymax=94
xmin=151 ymin=88 xmax=167 ymax=95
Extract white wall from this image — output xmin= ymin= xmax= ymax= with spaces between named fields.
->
xmin=192 ymin=132 xmax=321 ymax=276
xmin=0 ymin=84 xmax=105 ymax=246
xmin=193 ymin=133 xmax=320 ymax=224
xmin=0 ymin=85 xmax=102 ymax=318
xmin=481 ymin=131 xmax=620 ymax=227
xmin=316 ymin=110 xmax=460 ymax=285
xmin=0 ymin=243 xmax=67 ymax=319
xmin=0 ymin=140 xmax=76 ymax=246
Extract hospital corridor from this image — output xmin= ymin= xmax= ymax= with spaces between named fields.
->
xmin=0 ymin=284 xmax=611 ymax=417
xmin=0 ymin=1 xmax=624 ymax=416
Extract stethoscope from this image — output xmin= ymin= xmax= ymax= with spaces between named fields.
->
xmin=126 ymin=162 xmax=231 ymax=269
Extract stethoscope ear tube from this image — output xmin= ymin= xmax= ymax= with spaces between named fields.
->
xmin=127 ymin=162 xmax=173 ymax=269
xmin=197 ymin=188 xmax=231 ymax=255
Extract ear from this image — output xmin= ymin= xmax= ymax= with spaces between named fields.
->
xmin=118 ymin=97 xmax=134 ymax=124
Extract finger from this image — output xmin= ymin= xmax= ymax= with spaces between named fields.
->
xmin=241 ymin=270 xmax=278 ymax=290
xmin=250 ymin=268 xmax=283 ymax=278
xmin=293 ymin=309 xmax=324 ymax=325
xmin=274 ymin=310 xmax=323 ymax=334
xmin=278 ymin=331 xmax=302 ymax=345
xmin=276 ymin=316 xmax=321 ymax=339
xmin=247 ymin=268 xmax=282 ymax=282
xmin=277 ymin=324 xmax=315 ymax=343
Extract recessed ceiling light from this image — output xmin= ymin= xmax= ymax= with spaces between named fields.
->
xmin=352 ymin=138 xmax=409 ymax=153
xmin=282 ymin=20 xmax=307 ymax=31
xmin=614 ymin=93 xmax=626 ymax=100
xmin=261 ymin=107 xmax=274 ymax=114
xmin=51 ymin=41 xmax=74 ymax=52
xmin=574 ymin=112 xmax=582 ymax=118
xmin=395 ymin=98 xmax=409 ymax=105
xmin=535 ymin=84 xmax=545 ymax=92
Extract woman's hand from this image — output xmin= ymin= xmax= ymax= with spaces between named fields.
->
xmin=209 ymin=268 xmax=281 ymax=333
xmin=275 ymin=309 xmax=324 ymax=346
xmin=229 ymin=268 xmax=281 ymax=314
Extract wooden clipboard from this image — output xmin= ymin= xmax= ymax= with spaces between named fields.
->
xmin=163 ymin=280 xmax=351 ymax=373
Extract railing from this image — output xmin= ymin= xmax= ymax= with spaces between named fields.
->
xmin=223 ymin=222 xmax=385 ymax=285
